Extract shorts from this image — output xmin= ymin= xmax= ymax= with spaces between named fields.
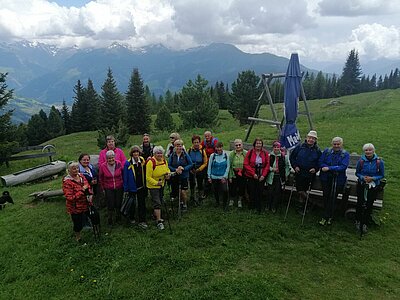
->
xmin=149 ymin=188 xmax=163 ymax=209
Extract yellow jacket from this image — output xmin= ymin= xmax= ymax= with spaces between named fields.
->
xmin=146 ymin=157 xmax=170 ymax=189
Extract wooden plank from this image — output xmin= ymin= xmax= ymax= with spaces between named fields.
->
xmin=8 ymin=152 xmax=56 ymax=161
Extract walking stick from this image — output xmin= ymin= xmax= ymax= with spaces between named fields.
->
xmin=160 ymin=186 xmax=173 ymax=234
xmin=301 ymin=177 xmax=314 ymax=225
xmin=284 ymin=179 xmax=296 ymax=221
xmin=359 ymin=185 xmax=368 ymax=239
xmin=329 ymin=173 xmax=338 ymax=222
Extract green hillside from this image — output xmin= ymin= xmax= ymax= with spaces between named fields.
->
xmin=0 ymin=89 xmax=399 ymax=299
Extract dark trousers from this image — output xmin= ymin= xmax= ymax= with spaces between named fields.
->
xmin=321 ymin=178 xmax=343 ymax=219
xmin=71 ymin=211 xmax=90 ymax=233
xmin=356 ymin=182 xmax=378 ymax=224
xmin=128 ymin=188 xmax=147 ymax=223
xmin=211 ymin=179 xmax=228 ymax=206
xmin=229 ymin=175 xmax=246 ymax=199
xmin=267 ymin=175 xmax=282 ymax=210
xmin=189 ymin=170 xmax=205 ymax=194
xmin=247 ymin=178 xmax=265 ymax=212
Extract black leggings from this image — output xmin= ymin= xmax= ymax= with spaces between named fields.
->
xmin=356 ymin=182 xmax=378 ymax=224
xmin=105 ymin=188 xmax=123 ymax=211
xmin=71 ymin=211 xmax=90 ymax=233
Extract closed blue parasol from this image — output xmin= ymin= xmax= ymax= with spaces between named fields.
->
xmin=280 ymin=53 xmax=302 ymax=149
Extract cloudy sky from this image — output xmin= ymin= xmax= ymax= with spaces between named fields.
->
xmin=0 ymin=0 xmax=399 ymax=69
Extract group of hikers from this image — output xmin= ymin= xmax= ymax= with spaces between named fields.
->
xmin=62 ymin=130 xmax=385 ymax=242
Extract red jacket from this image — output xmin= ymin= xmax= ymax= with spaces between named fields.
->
xmin=99 ymin=161 xmax=124 ymax=190
xmin=63 ymin=174 xmax=90 ymax=214
xmin=243 ymin=148 xmax=270 ymax=178
xmin=201 ymin=136 xmax=218 ymax=158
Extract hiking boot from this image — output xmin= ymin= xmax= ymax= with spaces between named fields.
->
xmin=327 ymin=218 xmax=332 ymax=225
xmin=319 ymin=218 xmax=327 ymax=226
xmin=229 ymin=200 xmax=234 ymax=207
xmin=138 ymin=222 xmax=148 ymax=230
xmin=157 ymin=221 xmax=165 ymax=230
xmin=238 ymin=200 xmax=242 ymax=208
xmin=182 ymin=204 xmax=188 ymax=212
xmin=362 ymin=224 xmax=368 ymax=234
xmin=355 ymin=221 xmax=360 ymax=231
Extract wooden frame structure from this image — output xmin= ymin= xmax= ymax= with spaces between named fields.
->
xmin=244 ymin=72 xmax=314 ymax=142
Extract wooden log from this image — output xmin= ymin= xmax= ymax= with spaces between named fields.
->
xmin=0 ymin=160 xmax=67 ymax=187
xmin=29 ymin=189 xmax=64 ymax=200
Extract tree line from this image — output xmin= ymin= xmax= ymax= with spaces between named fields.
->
xmin=0 ymin=49 xmax=399 ymax=163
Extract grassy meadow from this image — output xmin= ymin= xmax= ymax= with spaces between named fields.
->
xmin=1 ymin=89 xmax=399 ymax=299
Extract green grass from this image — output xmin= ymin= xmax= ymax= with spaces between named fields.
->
xmin=1 ymin=89 xmax=400 ymax=299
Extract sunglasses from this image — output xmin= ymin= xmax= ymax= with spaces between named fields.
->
xmin=235 ymin=144 xmax=242 ymax=147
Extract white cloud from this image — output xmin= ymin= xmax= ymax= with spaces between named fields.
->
xmin=318 ymin=0 xmax=400 ymax=16
xmin=0 ymin=0 xmax=398 ymax=63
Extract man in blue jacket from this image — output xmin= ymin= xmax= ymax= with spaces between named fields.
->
xmin=318 ymin=137 xmax=350 ymax=226
xmin=289 ymin=130 xmax=322 ymax=212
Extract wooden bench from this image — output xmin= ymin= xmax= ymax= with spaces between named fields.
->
xmin=2 ymin=145 xmax=56 ymax=167
xmin=229 ymin=141 xmax=384 ymax=212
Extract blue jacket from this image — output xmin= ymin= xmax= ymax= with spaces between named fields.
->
xmin=123 ymin=157 xmax=145 ymax=192
xmin=168 ymin=151 xmax=193 ymax=179
xmin=208 ymin=151 xmax=230 ymax=179
xmin=289 ymin=141 xmax=322 ymax=177
xmin=319 ymin=148 xmax=350 ymax=186
xmin=355 ymin=154 xmax=385 ymax=186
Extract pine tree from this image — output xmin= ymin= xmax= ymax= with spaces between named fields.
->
xmin=47 ymin=106 xmax=65 ymax=138
xmin=229 ymin=70 xmax=261 ymax=125
xmin=313 ymin=71 xmax=326 ymax=99
xmin=125 ymin=68 xmax=151 ymax=134
xmin=85 ymin=79 xmax=101 ymax=130
xmin=61 ymin=100 xmax=72 ymax=134
xmin=70 ymin=80 xmax=87 ymax=132
xmin=100 ymin=68 xmax=123 ymax=130
xmin=179 ymin=75 xmax=219 ymax=129
xmin=155 ymin=104 xmax=174 ymax=131
xmin=339 ymin=49 xmax=362 ymax=96
xmin=0 ymin=73 xmax=18 ymax=164
xmin=26 ymin=113 xmax=47 ymax=145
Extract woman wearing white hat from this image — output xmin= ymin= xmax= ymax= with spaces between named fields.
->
xmin=289 ymin=130 xmax=322 ymax=211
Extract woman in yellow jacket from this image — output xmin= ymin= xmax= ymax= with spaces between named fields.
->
xmin=146 ymin=146 xmax=171 ymax=230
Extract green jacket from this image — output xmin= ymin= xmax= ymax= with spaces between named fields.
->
xmin=228 ymin=150 xmax=247 ymax=179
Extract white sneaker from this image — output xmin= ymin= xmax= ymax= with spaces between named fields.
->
xmin=238 ymin=200 xmax=242 ymax=208
xmin=229 ymin=200 xmax=234 ymax=206
xmin=157 ymin=222 xmax=165 ymax=230
xmin=138 ymin=222 xmax=148 ymax=230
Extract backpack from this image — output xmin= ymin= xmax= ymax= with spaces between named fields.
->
xmin=357 ymin=157 xmax=381 ymax=173
xmin=145 ymin=157 xmax=166 ymax=171
xmin=211 ymin=152 xmax=227 ymax=166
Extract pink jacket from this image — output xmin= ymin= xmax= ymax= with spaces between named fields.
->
xmin=98 ymin=147 xmax=127 ymax=166
xmin=99 ymin=161 xmax=124 ymax=190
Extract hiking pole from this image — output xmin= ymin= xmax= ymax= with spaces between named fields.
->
xmin=284 ymin=179 xmax=296 ymax=221
xmin=194 ymin=171 xmax=199 ymax=206
xmin=161 ymin=186 xmax=173 ymax=234
xmin=301 ymin=178 xmax=314 ymax=225
xmin=330 ymin=173 xmax=338 ymax=223
xmin=359 ymin=185 xmax=368 ymax=240
xmin=177 ymin=180 xmax=182 ymax=221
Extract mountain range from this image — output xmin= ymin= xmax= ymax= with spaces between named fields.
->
xmin=1 ymin=41 xmax=398 ymax=123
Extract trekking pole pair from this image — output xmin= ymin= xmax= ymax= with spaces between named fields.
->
xmin=160 ymin=186 xmax=173 ymax=234
xmin=359 ymin=185 xmax=369 ymax=239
